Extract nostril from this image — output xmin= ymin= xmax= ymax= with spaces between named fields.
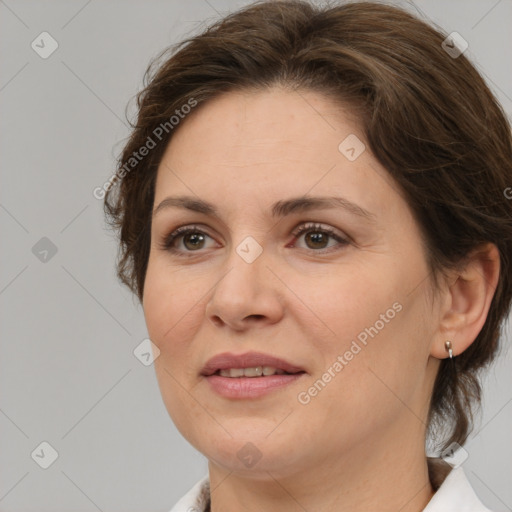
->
xmin=210 ymin=316 xmax=223 ymax=327
xmin=246 ymin=314 xmax=264 ymax=321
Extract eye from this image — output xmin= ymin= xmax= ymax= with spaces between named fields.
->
xmin=159 ymin=225 xmax=217 ymax=255
xmin=289 ymin=222 xmax=349 ymax=252
xmin=159 ymin=222 xmax=349 ymax=256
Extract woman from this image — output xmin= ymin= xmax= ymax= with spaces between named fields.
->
xmin=104 ymin=1 xmax=512 ymax=510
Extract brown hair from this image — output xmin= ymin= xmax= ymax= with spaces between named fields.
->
xmin=104 ymin=0 xmax=512 ymax=481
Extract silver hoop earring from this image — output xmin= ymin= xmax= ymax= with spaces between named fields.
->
xmin=444 ymin=340 xmax=454 ymax=359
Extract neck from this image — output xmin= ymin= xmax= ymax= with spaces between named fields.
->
xmin=208 ymin=430 xmax=435 ymax=512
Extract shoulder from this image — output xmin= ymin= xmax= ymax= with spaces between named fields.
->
xmin=423 ymin=467 xmax=493 ymax=511
xmin=168 ymin=474 xmax=210 ymax=512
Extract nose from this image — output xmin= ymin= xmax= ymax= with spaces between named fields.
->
xmin=205 ymin=244 xmax=285 ymax=331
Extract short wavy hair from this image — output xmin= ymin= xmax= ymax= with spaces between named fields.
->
xmin=104 ymin=0 xmax=512 ymax=483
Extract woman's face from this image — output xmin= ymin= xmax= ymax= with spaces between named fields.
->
xmin=143 ymin=87 xmax=441 ymax=478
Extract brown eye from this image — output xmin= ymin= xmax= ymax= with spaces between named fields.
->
xmin=182 ymin=232 xmax=206 ymax=250
xmin=291 ymin=223 xmax=349 ymax=253
xmin=160 ymin=225 xmax=217 ymax=254
xmin=304 ymin=231 xmax=330 ymax=249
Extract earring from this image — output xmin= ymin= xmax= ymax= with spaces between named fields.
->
xmin=444 ymin=340 xmax=454 ymax=359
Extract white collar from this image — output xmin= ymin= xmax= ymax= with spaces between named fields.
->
xmin=169 ymin=474 xmax=210 ymax=512
xmin=423 ymin=467 xmax=492 ymax=511
xmin=169 ymin=467 xmax=492 ymax=512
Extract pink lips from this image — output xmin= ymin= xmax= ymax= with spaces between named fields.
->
xmin=200 ymin=351 xmax=306 ymax=399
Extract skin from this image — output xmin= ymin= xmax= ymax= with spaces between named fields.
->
xmin=142 ymin=87 xmax=500 ymax=512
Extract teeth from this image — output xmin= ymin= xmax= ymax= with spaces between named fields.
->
xmin=218 ymin=366 xmax=286 ymax=378
xmin=243 ymin=366 xmax=263 ymax=377
xmin=263 ymin=366 xmax=281 ymax=376
xmin=223 ymin=368 xmax=245 ymax=378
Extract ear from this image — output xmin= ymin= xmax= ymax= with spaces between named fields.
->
xmin=430 ymin=243 xmax=500 ymax=359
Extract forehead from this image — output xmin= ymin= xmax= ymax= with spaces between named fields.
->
xmin=154 ymin=87 xmax=400 ymax=218
xmin=164 ymin=87 xmax=359 ymax=164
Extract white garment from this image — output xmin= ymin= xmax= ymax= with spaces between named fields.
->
xmin=169 ymin=467 xmax=492 ymax=512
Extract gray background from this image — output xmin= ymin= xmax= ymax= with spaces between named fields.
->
xmin=1 ymin=0 xmax=511 ymax=510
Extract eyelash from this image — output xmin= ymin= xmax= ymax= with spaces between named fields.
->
xmin=159 ymin=222 xmax=349 ymax=256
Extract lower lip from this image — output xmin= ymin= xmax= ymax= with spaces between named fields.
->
xmin=204 ymin=373 xmax=305 ymax=398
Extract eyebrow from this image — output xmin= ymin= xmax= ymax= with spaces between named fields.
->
xmin=152 ymin=195 xmax=376 ymax=222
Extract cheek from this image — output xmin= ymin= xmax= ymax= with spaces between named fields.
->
xmin=143 ymin=261 xmax=210 ymax=435
xmin=143 ymin=259 xmax=204 ymax=350
xmin=290 ymin=262 xmax=400 ymax=355
xmin=291 ymin=259 xmax=428 ymax=413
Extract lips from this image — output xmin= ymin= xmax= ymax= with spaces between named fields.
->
xmin=200 ymin=351 xmax=306 ymax=377
xmin=201 ymin=351 xmax=307 ymax=399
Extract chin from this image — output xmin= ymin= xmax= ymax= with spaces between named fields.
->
xmin=194 ymin=427 xmax=311 ymax=479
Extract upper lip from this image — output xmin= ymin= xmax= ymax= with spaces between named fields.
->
xmin=200 ymin=351 xmax=306 ymax=376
